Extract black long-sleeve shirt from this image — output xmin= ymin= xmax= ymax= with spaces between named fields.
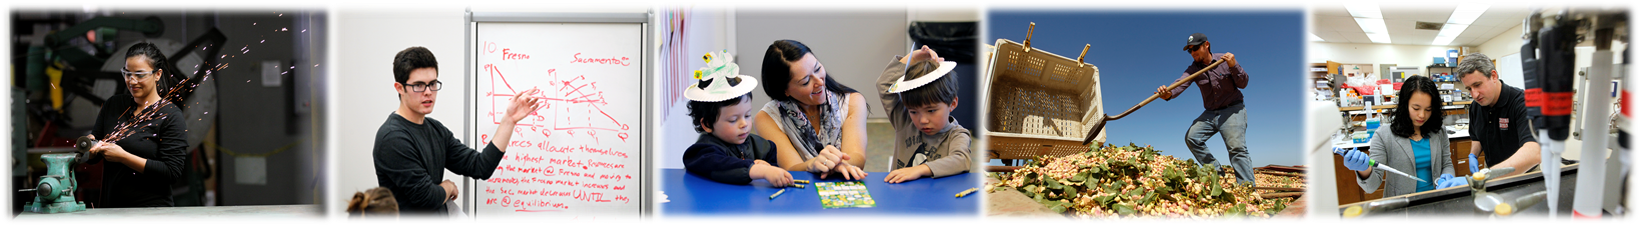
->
xmin=682 ymin=133 xmax=777 ymax=184
xmin=373 ymin=113 xmax=504 ymax=215
xmin=90 ymin=94 xmax=187 ymax=207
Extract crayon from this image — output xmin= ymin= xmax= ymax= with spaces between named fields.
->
xmin=955 ymin=187 xmax=978 ymax=198
xmin=793 ymin=179 xmax=810 ymax=184
xmin=769 ymin=189 xmax=787 ymax=199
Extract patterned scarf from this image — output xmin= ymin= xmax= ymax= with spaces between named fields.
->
xmin=762 ymin=90 xmax=848 ymax=167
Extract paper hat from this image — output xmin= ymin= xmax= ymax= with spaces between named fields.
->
xmin=684 ymin=50 xmax=758 ymax=102
xmin=888 ymin=61 xmax=957 ymax=93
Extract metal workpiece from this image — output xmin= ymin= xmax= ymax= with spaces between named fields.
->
xmin=1340 ymin=164 xmax=1581 ymax=218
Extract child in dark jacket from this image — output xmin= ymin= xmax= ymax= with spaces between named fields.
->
xmin=680 ymin=51 xmax=793 ymax=186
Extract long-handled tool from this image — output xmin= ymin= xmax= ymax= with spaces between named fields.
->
xmin=1332 ymin=147 xmax=1427 ymax=183
xmin=1080 ymin=59 xmax=1225 ymax=145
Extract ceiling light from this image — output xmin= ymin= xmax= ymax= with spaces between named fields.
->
xmin=1346 ymin=4 xmax=1392 ymax=44
xmin=1432 ymin=4 xmax=1489 ymax=46
xmin=1310 ymin=33 xmax=1325 ymax=41
xmin=1355 ymin=18 xmax=1391 ymax=43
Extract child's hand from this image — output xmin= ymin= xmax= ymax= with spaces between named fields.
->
xmin=884 ymin=165 xmax=931 ymax=183
xmin=752 ymin=164 xmax=793 ymax=187
xmin=902 ymin=45 xmax=943 ymax=65
xmin=753 ymin=159 xmax=771 ymax=166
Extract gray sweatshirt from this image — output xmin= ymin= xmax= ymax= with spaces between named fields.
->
xmin=876 ymin=56 xmax=973 ymax=177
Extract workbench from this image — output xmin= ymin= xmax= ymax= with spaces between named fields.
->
xmin=14 ymin=204 xmax=319 ymax=219
xmin=1338 ymin=164 xmax=1581 ymax=218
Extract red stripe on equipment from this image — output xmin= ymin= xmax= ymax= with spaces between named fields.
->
xmin=1542 ymin=92 xmax=1575 ymax=116
xmin=1620 ymin=90 xmax=1633 ymax=120
xmin=1524 ymin=88 xmax=1544 ymax=108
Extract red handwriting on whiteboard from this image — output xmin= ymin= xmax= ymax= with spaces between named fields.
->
xmin=579 ymin=146 xmax=628 ymax=159
xmin=487 ymin=195 xmax=569 ymax=211
xmin=483 ymin=186 xmax=629 ymax=211
xmin=502 ymin=48 xmax=531 ymax=60
xmin=569 ymin=53 xmax=631 ymax=66
xmin=484 ymin=65 xmax=631 ymax=143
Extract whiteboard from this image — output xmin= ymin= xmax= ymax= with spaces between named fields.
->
xmin=467 ymin=13 xmax=648 ymax=218
xmin=1499 ymin=53 xmax=1525 ymax=88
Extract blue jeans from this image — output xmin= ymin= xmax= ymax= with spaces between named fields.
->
xmin=1185 ymin=103 xmax=1253 ymax=183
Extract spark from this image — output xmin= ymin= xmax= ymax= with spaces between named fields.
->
xmin=99 ymin=75 xmax=208 ymax=143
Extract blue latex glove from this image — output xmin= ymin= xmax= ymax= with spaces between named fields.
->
xmin=1435 ymin=173 xmax=1469 ymax=189
xmin=1468 ymin=153 xmax=1480 ymax=173
xmin=1340 ymin=148 xmax=1372 ymax=171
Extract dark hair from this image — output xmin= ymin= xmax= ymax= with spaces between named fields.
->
xmin=346 ymin=187 xmax=399 ymax=218
xmin=686 ymin=94 xmax=752 ymax=133
xmin=760 ymin=40 xmax=858 ymax=102
xmin=1456 ymin=53 xmax=1494 ymax=79
xmin=899 ymin=60 xmax=959 ymax=107
xmin=393 ymin=46 xmax=438 ymax=84
xmin=124 ymin=42 xmax=186 ymax=107
xmin=1390 ymin=76 xmax=1444 ymax=138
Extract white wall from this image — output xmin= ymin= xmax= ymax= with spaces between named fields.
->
xmin=332 ymin=8 xmax=469 ymax=214
xmin=657 ymin=6 xmax=737 ymax=170
xmin=1308 ymin=42 xmax=1459 ymax=78
xmin=1475 ymin=23 xmax=1527 ymax=58
xmin=324 ymin=2 xmax=646 ymax=221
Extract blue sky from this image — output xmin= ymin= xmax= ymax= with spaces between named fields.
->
xmin=987 ymin=10 xmax=1306 ymax=167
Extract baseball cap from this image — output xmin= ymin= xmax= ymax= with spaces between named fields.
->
xmin=1183 ymin=33 xmax=1208 ymax=51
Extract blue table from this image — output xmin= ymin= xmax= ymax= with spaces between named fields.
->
xmin=660 ymin=168 xmax=979 ymax=216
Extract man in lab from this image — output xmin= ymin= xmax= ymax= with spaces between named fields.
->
xmin=1154 ymin=33 xmax=1254 ymax=183
xmin=373 ymin=46 xmax=543 ymax=215
xmin=1455 ymin=53 xmax=1539 ymax=177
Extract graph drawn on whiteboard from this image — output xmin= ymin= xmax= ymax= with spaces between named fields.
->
xmin=471 ymin=22 xmax=643 ymax=218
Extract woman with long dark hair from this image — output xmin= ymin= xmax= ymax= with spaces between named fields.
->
xmin=83 ymin=42 xmax=189 ymax=207
xmin=1341 ymin=75 xmax=1466 ymax=197
xmin=753 ymin=40 xmax=868 ymax=180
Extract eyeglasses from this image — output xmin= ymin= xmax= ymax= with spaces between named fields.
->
xmin=120 ymin=69 xmax=155 ymax=80
xmin=1184 ymin=45 xmax=1203 ymax=52
xmin=402 ymin=81 xmax=443 ymax=92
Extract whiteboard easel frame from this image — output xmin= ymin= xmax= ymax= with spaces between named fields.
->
xmin=464 ymin=10 xmax=654 ymax=219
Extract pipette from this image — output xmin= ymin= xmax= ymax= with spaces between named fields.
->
xmin=1334 ymin=148 xmax=1427 ymax=183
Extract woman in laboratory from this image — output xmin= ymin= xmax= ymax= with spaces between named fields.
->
xmin=84 ymin=42 xmax=189 ymax=207
xmin=1341 ymin=75 xmax=1466 ymax=197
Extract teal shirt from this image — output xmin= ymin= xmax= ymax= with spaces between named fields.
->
xmin=1412 ymin=137 xmax=1435 ymax=192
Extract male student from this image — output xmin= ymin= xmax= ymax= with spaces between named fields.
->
xmin=373 ymin=46 xmax=542 ymax=214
